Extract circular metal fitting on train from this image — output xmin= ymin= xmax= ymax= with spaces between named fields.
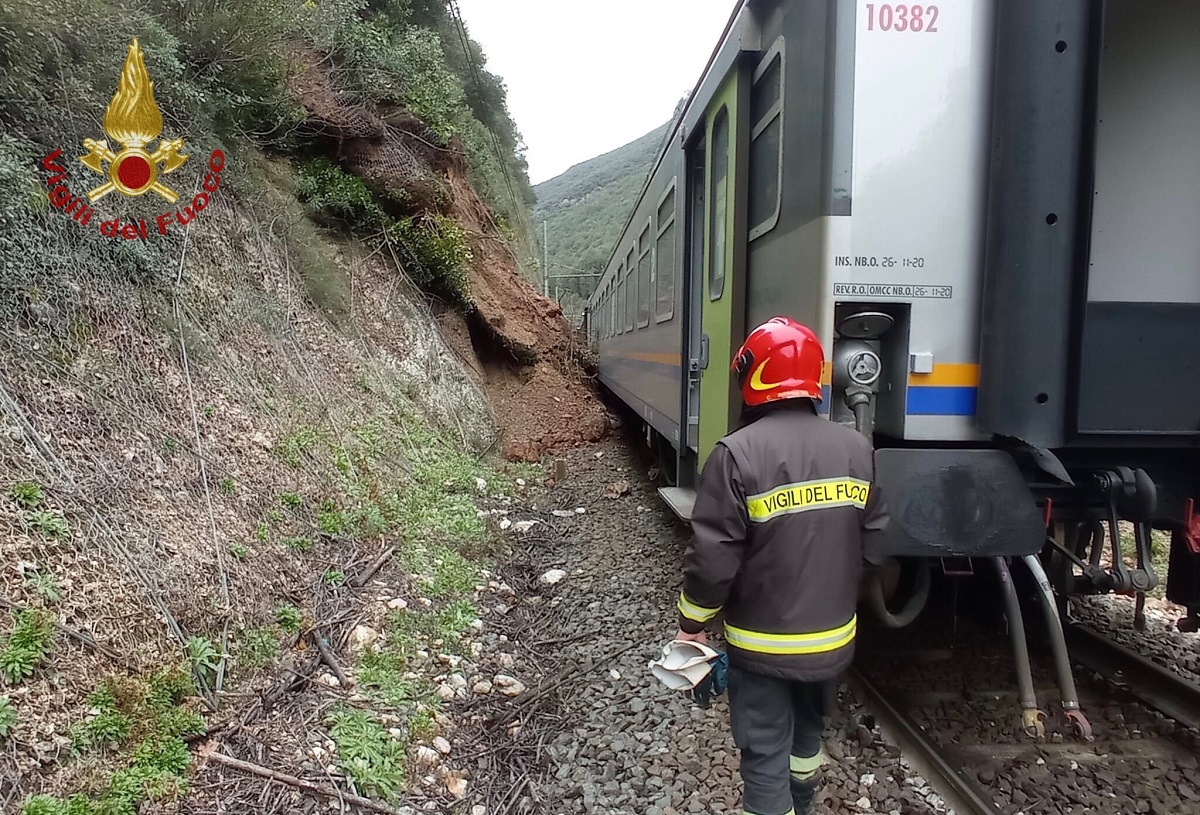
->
xmin=847 ymin=349 xmax=882 ymax=387
xmin=838 ymin=311 xmax=895 ymax=340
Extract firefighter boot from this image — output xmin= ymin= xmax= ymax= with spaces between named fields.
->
xmin=790 ymin=773 xmax=821 ymax=815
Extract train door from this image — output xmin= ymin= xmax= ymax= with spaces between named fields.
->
xmin=683 ymin=137 xmax=706 ymax=459
xmin=695 ymin=71 xmax=747 ymax=469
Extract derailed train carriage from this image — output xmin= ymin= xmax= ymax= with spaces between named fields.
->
xmin=585 ymin=0 xmax=1200 ymax=736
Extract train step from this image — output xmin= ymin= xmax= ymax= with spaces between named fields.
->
xmin=659 ymin=487 xmax=696 ymax=522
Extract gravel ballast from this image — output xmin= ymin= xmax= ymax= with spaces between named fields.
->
xmin=470 ymin=437 xmax=949 ymax=815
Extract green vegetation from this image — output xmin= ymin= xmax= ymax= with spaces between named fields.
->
xmin=184 ymin=637 xmax=222 ymax=687
xmin=274 ymin=605 xmax=302 ymax=633
xmin=217 ymin=476 xmax=236 ymax=497
xmin=0 ymin=0 xmax=533 ymax=323
xmin=25 ymin=571 xmax=62 ymax=604
xmin=33 ymin=671 xmax=204 ymax=814
xmin=533 ymin=114 xmax=679 ymax=299
xmin=0 ymin=695 xmax=14 ymax=737
xmin=238 ymin=627 xmax=280 ymax=670
xmin=229 ymin=543 xmax=249 ymax=561
xmin=0 ymin=610 xmax=53 ymax=685
xmin=296 ymin=159 xmax=475 ymax=306
xmin=10 ymin=481 xmax=44 ymax=509
xmin=329 ymin=708 xmax=406 ymax=801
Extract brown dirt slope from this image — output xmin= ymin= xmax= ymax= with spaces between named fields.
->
xmin=290 ymin=52 xmax=612 ymax=462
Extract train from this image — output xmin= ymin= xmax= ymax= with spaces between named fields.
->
xmin=585 ymin=0 xmax=1200 ymax=738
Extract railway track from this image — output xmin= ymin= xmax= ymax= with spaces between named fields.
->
xmin=852 ymin=617 xmax=1200 ymax=814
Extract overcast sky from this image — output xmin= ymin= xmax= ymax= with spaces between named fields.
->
xmin=456 ymin=0 xmax=738 ymax=186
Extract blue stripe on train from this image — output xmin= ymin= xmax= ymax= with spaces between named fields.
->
xmin=907 ymin=386 xmax=978 ymax=416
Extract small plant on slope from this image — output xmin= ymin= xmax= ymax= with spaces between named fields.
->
xmin=329 ymin=708 xmax=406 ymax=801
xmin=0 ymin=695 xmax=15 ymax=737
xmin=10 ymin=481 xmax=44 ymax=509
xmin=0 ymin=610 xmax=53 ymax=685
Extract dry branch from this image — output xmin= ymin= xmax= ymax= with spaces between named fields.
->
xmin=351 ymin=545 xmax=397 ymax=588
xmin=205 ymin=751 xmax=406 ymax=815
xmin=311 ymin=631 xmax=352 ymax=689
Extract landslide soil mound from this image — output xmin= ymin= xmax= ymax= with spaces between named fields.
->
xmin=291 ymin=52 xmax=612 ymax=463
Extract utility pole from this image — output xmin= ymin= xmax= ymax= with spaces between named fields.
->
xmin=543 ymin=220 xmax=549 ymax=297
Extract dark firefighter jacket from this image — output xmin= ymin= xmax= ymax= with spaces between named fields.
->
xmin=678 ymin=400 xmax=889 ymax=681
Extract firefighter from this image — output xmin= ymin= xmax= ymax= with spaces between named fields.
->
xmin=674 ymin=316 xmax=889 ymax=815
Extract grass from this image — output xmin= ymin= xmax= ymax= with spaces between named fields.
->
xmin=0 ymin=610 xmax=53 ymax=685
xmin=275 ymin=605 xmax=302 ymax=633
xmin=10 ymin=481 xmax=44 ymax=509
xmin=25 ymin=571 xmax=61 ymax=604
xmin=0 ymin=695 xmax=14 ymax=737
xmin=217 ymin=476 xmax=236 ymax=496
xmin=237 ymin=627 xmax=280 ymax=670
xmin=36 ymin=671 xmax=204 ymax=813
xmin=329 ymin=708 xmax=406 ymax=801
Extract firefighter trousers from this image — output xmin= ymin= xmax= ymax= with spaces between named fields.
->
xmin=728 ymin=665 xmax=832 ymax=815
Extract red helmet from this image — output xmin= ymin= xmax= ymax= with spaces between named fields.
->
xmin=731 ymin=316 xmax=825 ymax=407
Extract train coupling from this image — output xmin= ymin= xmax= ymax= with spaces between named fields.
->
xmin=1094 ymin=467 xmax=1159 ymax=595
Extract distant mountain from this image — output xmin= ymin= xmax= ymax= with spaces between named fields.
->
xmin=533 ymin=113 xmax=678 ymax=300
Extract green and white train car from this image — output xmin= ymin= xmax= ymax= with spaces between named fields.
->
xmin=587 ymin=0 xmax=1200 ymax=643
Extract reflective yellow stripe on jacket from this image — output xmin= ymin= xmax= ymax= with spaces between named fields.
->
xmin=677 ymin=592 xmax=721 ymax=624
xmin=724 ymin=615 xmax=856 ymax=655
xmin=745 ymin=478 xmax=870 ymax=524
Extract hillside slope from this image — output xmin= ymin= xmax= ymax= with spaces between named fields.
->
xmin=532 ymin=114 xmax=677 ymax=301
xmin=0 ymin=2 xmax=607 ymax=811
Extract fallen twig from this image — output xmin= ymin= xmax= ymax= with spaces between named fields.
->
xmin=205 ymin=751 xmax=406 ymax=815
xmin=351 ymin=545 xmax=397 ymax=588
xmin=311 ymin=631 xmax=352 ymax=690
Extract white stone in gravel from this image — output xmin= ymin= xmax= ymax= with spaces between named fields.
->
xmin=438 ymin=654 xmax=463 ymax=669
xmin=469 ymin=619 xmax=485 ymax=634
xmin=575 ymin=507 xmax=586 ymax=514
xmin=348 ymin=625 xmax=380 ymax=654
xmin=472 ymin=807 xmax=487 ymax=815
xmin=436 ymin=684 xmax=455 ymax=701
xmin=609 ymin=669 xmax=621 ymax=680
xmin=499 ymin=518 xmax=512 ymax=530
xmin=387 ymin=597 xmax=408 ymax=610
xmin=448 ymin=674 xmax=468 ymax=690
xmin=498 ymin=652 xmax=516 ymax=669
xmin=415 ymin=746 xmax=440 ymax=767
xmin=552 ymin=509 xmax=575 ymax=518
xmin=512 ymin=520 xmax=540 ymax=533
xmin=473 ymin=680 xmax=493 ymax=695
xmin=540 ymin=568 xmax=568 ymax=585
xmin=516 ymin=478 xmax=526 ymax=487
xmin=860 ymin=773 xmax=876 ymax=786
xmin=388 ymin=728 xmax=405 ymax=740
xmin=475 ymin=477 xmax=488 ymax=493
xmin=433 ymin=736 xmax=452 ymax=754
xmin=855 ymin=797 xmax=872 ymax=809
xmin=316 ymin=673 xmax=340 ymax=687
xmin=494 ymin=674 xmax=527 ymax=696
xmin=445 ymin=773 xmax=468 ymax=799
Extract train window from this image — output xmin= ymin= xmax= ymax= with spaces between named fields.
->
xmin=750 ymin=40 xmax=784 ymax=241
xmin=607 ymin=285 xmax=613 ymax=337
xmin=624 ymin=248 xmax=635 ymax=331
xmin=637 ymin=222 xmax=652 ymax=328
xmin=709 ymin=106 xmax=730 ymax=301
xmin=619 ymin=268 xmax=628 ymax=336
xmin=655 ymin=182 xmax=676 ymax=321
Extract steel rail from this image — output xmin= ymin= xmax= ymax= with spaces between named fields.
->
xmin=1064 ymin=622 xmax=1200 ymax=732
xmin=845 ymin=667 xmax=1001 ymax=815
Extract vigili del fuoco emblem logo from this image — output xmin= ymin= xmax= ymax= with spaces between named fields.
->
xmin=40 ymin=37 xmax=225 ymax=239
